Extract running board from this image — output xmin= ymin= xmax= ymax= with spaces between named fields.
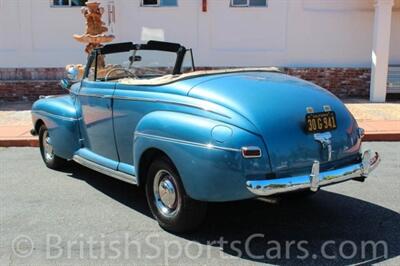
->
xmin=72 ymin=155 xmax=137 ymax=185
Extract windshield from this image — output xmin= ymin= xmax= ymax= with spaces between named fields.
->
xmin=101 ymin=50 xmax=177 ymax=81
xmin=86 ymin=41 xmax=195 ymax=82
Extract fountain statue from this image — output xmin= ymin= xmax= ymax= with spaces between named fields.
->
xmin=68 ymin=0 xmax=115 ymax=80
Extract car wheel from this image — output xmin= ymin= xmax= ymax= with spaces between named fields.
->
xmin=145 ymin=157 xmax=207 ymax=233
xmin=39 ymin=125 xmax=66 ymax=170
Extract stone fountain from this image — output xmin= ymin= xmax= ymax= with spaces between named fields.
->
xmin=68 ymin=0 xmax=115 ymax=79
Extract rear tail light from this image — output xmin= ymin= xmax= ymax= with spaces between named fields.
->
xmin=241 ymin=146 xmax=262 ymax=158
xmin=357 ymin=128 xmax=365 ymax=139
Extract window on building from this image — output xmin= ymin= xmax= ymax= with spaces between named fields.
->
xmin=51 ymin=0 xmax=88 ymax=7
xmin=230 ymin=0 xmax=267 ymax=7
xmin=141 ymin=0 xmax=178 ymax=7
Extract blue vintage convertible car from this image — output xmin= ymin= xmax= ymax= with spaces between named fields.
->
xmin=31 ymin=41 xmax=380 ymax=232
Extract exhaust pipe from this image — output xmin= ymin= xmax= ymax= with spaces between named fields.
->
xmin=255 ymin=197 xmax=280 ymax=204
xmin=353 ymin=176 xmax=366 ymax=182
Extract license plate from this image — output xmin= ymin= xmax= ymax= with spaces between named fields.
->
xmin=305 ymin=111 xmax=337 ymax=133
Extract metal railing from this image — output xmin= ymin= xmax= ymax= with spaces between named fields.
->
xmin=388 ymin=65 xmax=400 ymax=93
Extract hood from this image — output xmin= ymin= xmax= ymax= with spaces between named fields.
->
xmin=188 ymin=72 xmax=361 ymax=176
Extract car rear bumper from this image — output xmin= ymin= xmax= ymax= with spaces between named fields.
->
xmin=246 ymin=150 xmax=380 ymax=197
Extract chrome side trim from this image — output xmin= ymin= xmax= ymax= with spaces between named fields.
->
xmin=77 ymin=92 xmax=230 ymax=118
xmin=134 ymin=132 xmax=241 ymax=153
xmin=77 ymin=93 xmax=105 ymax=98
xmin=111 ymin=95 xmax=231 ymax=119
xmin=32 ymin=110 xmax=78 ymax=122
xmin=39 ymin=95 xmax=60 ymax=99
xmin=72 ymin=155 xmax=137 ymax=185
xmin=246 ymin=150 xmax=380 ymax=197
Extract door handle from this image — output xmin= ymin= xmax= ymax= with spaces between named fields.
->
xmin=102 ymin=95 xmax=113 ymax=99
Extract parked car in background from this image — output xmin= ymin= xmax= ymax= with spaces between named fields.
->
xmin=31 ymin=41 xmax=380 ymax=232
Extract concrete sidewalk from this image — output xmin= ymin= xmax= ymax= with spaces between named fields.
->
xmin=345 ymin=99 xmax=400 ymax=141
xmin=0 ymin=100 xmax=399 ymax=147
xmin=0 ymin=102 xmax=36 ymax=147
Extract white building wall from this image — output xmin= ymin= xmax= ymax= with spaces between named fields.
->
xmin=0 ymin=0 xmax=399 ymax=68
xmin=286 ymin=0 xmax=400 ymax=67
xmin=0 ymin=0 xmax=87 ymax=67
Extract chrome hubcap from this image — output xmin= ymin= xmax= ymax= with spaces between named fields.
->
xmin=159 ymin=178 xmax=176 ymax=208
xmin=42 ymin=130 xmax=54 ymax=161
xmin=153 ymin=170 xmax=179 ymax=217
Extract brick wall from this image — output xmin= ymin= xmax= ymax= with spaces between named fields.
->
xmin=0 ymin=81 xmax=64 ymax=102
xmin=0 ymin=68 xmax=65 ymax=102
xmin=0 ymin=68 xmax=65 ymax=81
xmin=284 ymin=68 xmax=371 ymax=98
xmin=0 ymin=67 xmax=371 ymax=102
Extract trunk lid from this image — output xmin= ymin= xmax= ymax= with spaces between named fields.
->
xmin=188 ymin=71 xmax=360 ymax=176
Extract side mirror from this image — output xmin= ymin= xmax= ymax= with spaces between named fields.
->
xmin=60 ymin=79 xmax=72 ymax=90
xmin=61 ymin=65 xmax=80 ymax=90
xmin=66 ymin=65 xmax=79 ymax=81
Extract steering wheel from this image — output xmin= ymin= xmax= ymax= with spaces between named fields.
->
xmin=104 ymin=68 xmax=136 ymax=81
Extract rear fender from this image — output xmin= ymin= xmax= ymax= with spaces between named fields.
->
xmin=134 ymin=111 xmax=272 ymax=201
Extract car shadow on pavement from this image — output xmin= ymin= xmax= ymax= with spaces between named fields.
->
xmin=191 ymin=193 xmax=400 ymax=265
xmin=64 ymin=162 xmax=152 ymax=218
xmin=65 ymin=163 xmax=400 ymax=265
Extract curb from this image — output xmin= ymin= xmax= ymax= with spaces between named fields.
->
xmin=0 ymin=138 xmax=39 ymax=147
xmin=362 ymin=133 xmax=400 ymax=141
xmin=0 ymin=133 xmax=399 ymax=148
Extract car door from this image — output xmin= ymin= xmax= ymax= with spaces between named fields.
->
xmin=76 ymin=79 xmax=119 ymax=169
xmin=111 ymin=47 xmax=183 ymax=176
xmin=112 ymin=83 xmax=161 ymax=175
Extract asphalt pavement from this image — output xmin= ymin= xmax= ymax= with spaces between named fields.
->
xmin=0 ymin=142 xmax=399 ymax=265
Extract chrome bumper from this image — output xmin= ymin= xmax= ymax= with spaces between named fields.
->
xmin=246 ymin=150 xmax=380 ymax=197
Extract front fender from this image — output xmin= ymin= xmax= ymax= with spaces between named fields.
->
xmin=31 ymin=95 xmax=80 ymax=159
xmin=134 ymin=111 xmax=272 ymax=202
